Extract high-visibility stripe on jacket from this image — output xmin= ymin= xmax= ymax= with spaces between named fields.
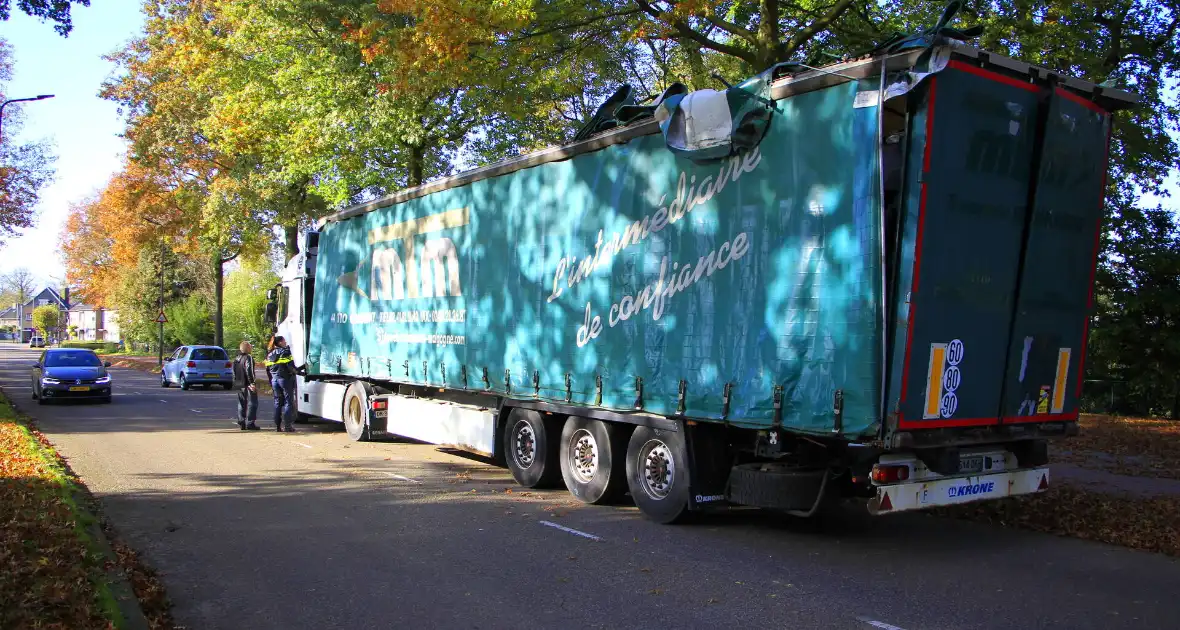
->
xmin=266 ymin=347 xmax=296 ymax=379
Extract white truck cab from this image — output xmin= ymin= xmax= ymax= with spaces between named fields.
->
xmin=269 ymin=231 xmax=348 ymax=423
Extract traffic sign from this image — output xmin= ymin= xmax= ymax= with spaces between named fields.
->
xmin=155 ymin=311 xmax=168 ymax=324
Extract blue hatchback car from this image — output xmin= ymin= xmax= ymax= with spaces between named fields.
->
xmin=161 ymin=345 xmax=234 ymax=390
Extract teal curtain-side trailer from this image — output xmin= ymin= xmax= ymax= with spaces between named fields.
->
xmin=268 ymin=45 xmax=1136 ymax=523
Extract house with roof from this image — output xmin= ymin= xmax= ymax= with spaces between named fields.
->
xmin=2 ymin=287 xmax=70 ymax=342
xmin=67 ymin=303 xmax=121 ymax=342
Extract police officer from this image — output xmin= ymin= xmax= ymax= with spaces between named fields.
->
xmin=265 ymin=335 xmax=300 ymax=432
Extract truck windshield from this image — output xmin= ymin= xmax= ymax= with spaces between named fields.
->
xmin=45 ymin=351 xmax=102 ymax=368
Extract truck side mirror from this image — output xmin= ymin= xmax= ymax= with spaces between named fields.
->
xmin=264 ymin=302 xmax=278 ymax=324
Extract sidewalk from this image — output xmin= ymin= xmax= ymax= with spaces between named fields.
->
xmin=1052 ymin=461 xmax=1180 ymax=497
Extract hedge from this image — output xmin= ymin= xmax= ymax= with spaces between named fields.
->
xmin=60 ymin=341 xmax=121 ymax=353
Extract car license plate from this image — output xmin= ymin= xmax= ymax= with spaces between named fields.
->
xmin=959 ymin=455 xmax=985 ymax=474
xmin=69 ymin=386 xmax=90 ymax=392
xmin=204 ymin=374 xmax=217 ymax=378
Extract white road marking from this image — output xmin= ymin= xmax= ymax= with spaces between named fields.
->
xmin=190 ymin=409 xmax=202 ymax=413
xmin=378 ymin=472 xmax=421 ymax=484
xmin=292 ymin=442 xmax=313 ymax=449
xmin=159 ymin=399 xmax=168 ymax=404
xmin=539 ymin=520 xmax=601 ymax=541
xmin=857 ymin=618 xmax=908 ymax=630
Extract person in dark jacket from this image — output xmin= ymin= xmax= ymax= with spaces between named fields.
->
xmin=233 ymin=341 xmax=259 ymax=430
xmin=266 ymin=335 xmax=299 ymax=432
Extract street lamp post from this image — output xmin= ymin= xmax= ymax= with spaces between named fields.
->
xmin=0 ymin=95 xmax=55 ymax=144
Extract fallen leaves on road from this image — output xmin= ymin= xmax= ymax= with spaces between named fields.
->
xmin=0 ymin=392 xmax=178 ymax=630
xmin=1057 ymin=414 xmax=1180 ymax=479
xmin=937 ymin=483 xmax=1180 ymax=556
xmin=0 ymin=396 xmax=113 ymax=629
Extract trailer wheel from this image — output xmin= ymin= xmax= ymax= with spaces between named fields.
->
xmin=342 ymin=382 xmax=372 ymax=442
xmin=503 ymin=408 xmax=560 ymax=488
xmin=559 ymin=417 xmax=629 ymax=505
xmin=625 ymin=425 xmax=691 ymax=524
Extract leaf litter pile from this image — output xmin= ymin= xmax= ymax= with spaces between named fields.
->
xmin=1053 ymin=414 xmax=1180 ymax=479
xmin=938 ymin=414 xmax=1180 ymax=556
xmin=0 ymin=394 xmax=177 ymax=629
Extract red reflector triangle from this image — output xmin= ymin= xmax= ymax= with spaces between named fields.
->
xmin=879 ymin=492 xmax=893 ymax=512
xmin=1038 ymin=474 xmax=1049 ymax=490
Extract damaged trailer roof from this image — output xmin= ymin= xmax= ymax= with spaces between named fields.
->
xmin=319 ymin=43 xmax=1138 ymax=229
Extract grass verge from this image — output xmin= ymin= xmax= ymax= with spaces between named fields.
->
xmin=0 ymin=390 xmax=177 ymax=629
xmin=0 ymin=393 xmax=123 ymax=628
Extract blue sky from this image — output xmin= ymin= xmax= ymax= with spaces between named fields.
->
xmin=0 ymin=0 xmax=145 ymax=287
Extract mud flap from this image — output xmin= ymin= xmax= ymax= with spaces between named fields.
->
xmin=684 ymin=421 xmax=732 ymax=510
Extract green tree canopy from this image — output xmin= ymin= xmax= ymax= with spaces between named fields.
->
xmin=0 ymin=0 xmax=89 ymax=36
xmin=31 ymin=305 xmax=58 ymax=337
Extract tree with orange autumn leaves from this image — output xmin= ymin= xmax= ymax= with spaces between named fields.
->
xmin=58 ymin=0 xmax=1180 ymax=419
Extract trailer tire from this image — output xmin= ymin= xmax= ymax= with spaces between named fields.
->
xmin=725 ymin=463 xmax=826 ymax=512
xmin=559 ymin=417 xmax=629 ymax=505
xmin=625 ymin=425 xmax=691 ymax=524
xmin=342 ymin=382 xmax=372 ymax=442
xmin=504 ymin=408 xmax=560 ymax=488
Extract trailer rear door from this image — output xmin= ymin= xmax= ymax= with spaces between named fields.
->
xmin=999 ymin=88 xmax=1111 ymax=423
xmin=892 ymin=62 xmax=1112 ymax=431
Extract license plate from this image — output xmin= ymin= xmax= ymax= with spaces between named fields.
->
xmin=374 ymin=410 xmax=388 ymax=418
xmin=203 ymin=374 xmax=218 ymax=378
xmin=69 ymin=386 xmax=90 ymax=392
xmin=959 ymin=455 xmax=985 ymax=474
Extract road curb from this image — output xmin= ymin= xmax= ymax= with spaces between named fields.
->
xmin=77 ymin=500 xmax=153 ymax=630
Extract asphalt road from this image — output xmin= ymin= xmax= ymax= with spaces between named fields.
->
xmin=2 ymin=345 xmax=1178 ymax=630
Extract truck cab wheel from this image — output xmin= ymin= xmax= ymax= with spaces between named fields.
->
xmin=559 ymin=416 xmax=629 ymax=504
xmin=343 ymin=382 xmax=372 ymax=442
xmin=625 ymin=425 xmax=691 ymax=524
xmin=503 ymin=408 xmax=561 ymax=488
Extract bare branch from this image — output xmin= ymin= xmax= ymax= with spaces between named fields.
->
xmin=703 ymin=13 xmax=758 ymax=44
xmin=631 ymin=0 xmax=758 ymax=65
xmin=779 ymin=0 xmax=856 ymax=59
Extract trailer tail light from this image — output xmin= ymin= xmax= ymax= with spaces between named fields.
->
xmin=371 ymin=399 xmax=388 ymax=411
xmin=186 ymin=361 xmax=197 ymax=368
xmin=870 ymin=464 xmax=910 ymax=484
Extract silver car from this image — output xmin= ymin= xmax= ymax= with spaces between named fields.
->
xmin=161 ymin=345 xmax=234 ymax=390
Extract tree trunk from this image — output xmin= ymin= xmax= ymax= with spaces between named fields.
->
xmin=757 ymin=0 xmax=781 ymax=68
xmin=408 ymin=145 xmax=425 ymax=187
xmin=213 ymin=254 xmax=224 ymax=348
xmin=680 ymin=38 xmax=709 ymax=90
xmin=284 ymin=225 xmax=299 ymax=259
xmin=1172 ymin=378 xmax=1180 ymax=420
